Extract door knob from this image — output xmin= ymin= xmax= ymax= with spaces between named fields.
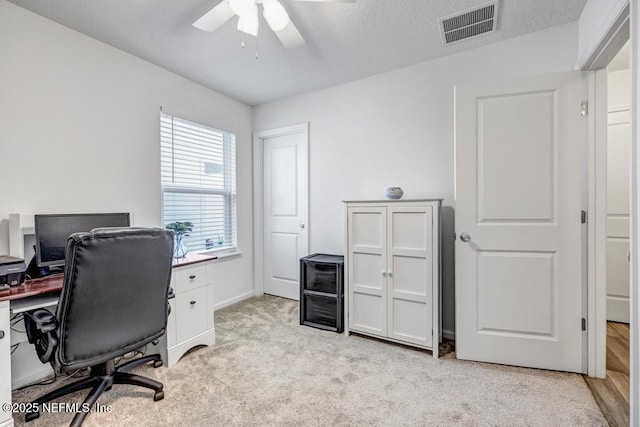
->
xmin=299 ymin=224 xmax=305 ymax=229
xmin=460 ymin=232 xmax=472 ymax=242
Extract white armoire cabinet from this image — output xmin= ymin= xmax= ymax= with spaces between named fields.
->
xmin=344 ymin=199 xmax=441 ymax=357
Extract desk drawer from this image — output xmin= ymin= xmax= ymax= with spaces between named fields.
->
xmin=173 ymin=264 xmax=207 ymax=293
xmin=175 ymin=287 xmax=209 ymax=344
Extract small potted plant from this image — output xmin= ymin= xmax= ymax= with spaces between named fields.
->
xmin=165 ymin=221 xmax=193 ymax=259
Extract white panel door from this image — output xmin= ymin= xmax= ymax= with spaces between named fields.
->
xmin=606 ymin=109 xmax=631 ymax=322
xmin=455 ymin=72 xmax=585 ymax=373
xmin=263 ymin=131 xmax=308 ymax=300
xmin=348 ymin=207 xmax=387 ymax=337
xmin=387 ymin=206 xmax=433 ymax=347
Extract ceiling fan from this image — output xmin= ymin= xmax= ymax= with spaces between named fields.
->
xmin=193 ymin=0 xmax=356 ymax=49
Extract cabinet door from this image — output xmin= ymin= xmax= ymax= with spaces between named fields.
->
xmin=175 ymin=287 xmax=209 ymax=344
xmin=348 ymin=206 xmax=387 ymax=337
xmin=387 ymin=205 xmax=433 ymax=348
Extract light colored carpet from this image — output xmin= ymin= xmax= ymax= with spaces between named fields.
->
xmin=12 ymin=295 xmax=606 ymax=426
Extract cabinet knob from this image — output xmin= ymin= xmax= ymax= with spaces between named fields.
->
xmin=0 ymin=330 xmax=4 ymax=340
xmin=388 ymin=271 xmax=393 ymax=278
xmin=381 ymin=270 xmax=387 ymax=277
xmin=189 ymin=275 xmax=196 ymax=280
xmin=190 ymin=300 xmax=196 ymax=305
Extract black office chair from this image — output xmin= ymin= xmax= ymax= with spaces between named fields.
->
xmin=23 ymin=227 xmax=174 ymax=427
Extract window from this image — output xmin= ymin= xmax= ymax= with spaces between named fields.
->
xmin=161 ymin=112 xmax=237 ymax=252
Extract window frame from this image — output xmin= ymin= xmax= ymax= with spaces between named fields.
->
xmin=160 ymin=112 xmax=237 ymax=254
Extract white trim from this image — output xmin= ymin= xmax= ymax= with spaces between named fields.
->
xmin=576 ymin=0 xmax=630 ymax=70
xmin=581 ymin=0 xmax=632 ymax=381
xmin=199 ymin=250 xmax=243 ymax=261
xmin=213 ymin=290 xmax=257 ymax=311
xmin=252 ymin=123 xmax=310 ymax=297
xmin=630 ymin=0 xmax=639 ymax=423
xmin=588 ymin=69 xmax=609 ymax=378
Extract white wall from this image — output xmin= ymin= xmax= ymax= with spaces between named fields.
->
xmin=254 ymin=22 xmax=580 ymax=337
xmin=609 ymin=69 xmax=632 ymax=106
xmin=0 ymin=1 xmax=255 ymax=308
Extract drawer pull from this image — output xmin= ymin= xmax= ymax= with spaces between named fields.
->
xmin=189 ymin=275 xmax=196 ymax=280
xmin=190 ymin=300 xmax=196 ymax=305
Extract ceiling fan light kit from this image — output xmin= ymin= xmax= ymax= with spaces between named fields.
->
xmin=193 ymin=0 xmax=355 ymax=48
xmin=237 ymin=12 xmax=259 ymax=36
xmin=263 ymin=0 xmax=290 ymax=32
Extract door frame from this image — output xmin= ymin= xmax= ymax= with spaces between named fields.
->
xmin=582 ymin=3 xmax=631 ymax=380
xmin=253 ymin=122 xmax=309 ymax=296
xmin=578 ymin=0 xmax=640 ymax=426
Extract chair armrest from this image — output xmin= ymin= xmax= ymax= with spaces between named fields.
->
xmin=23 ymin=309 xmax=58 ymax=364
xmin=24 ymin=309 xmax=58 ymax=334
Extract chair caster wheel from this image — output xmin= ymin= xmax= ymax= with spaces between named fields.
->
xmin=153 ymin=360 xmax=163 ymax=368
xmin=25 ymin=411 xmax=40 ymax=422
xmin=154 ymin=390 xmax=164 ymax=401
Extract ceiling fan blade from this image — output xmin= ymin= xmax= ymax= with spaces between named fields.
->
xmin=193 ymin=1 xmax=235 ymax=32
xmin=292 ymin=0 xmax=356 ymax=2
xmin=274 ymin=21 xmax=305 ymax=48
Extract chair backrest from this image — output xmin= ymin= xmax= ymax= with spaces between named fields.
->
xmin=55 ymin=227 xmax=174 ymax=371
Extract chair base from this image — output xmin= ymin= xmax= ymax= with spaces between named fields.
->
xmin=25 ymin=354 xmax=164 ymax=427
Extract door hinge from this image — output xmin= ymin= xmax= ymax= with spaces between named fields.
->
xmin=581 ymin=210 xmax=587 ymax=224
xmin=581 ymin=318 xmax=587 ymax=331
xmin=580 ymin=101 xmax=588 ymax=117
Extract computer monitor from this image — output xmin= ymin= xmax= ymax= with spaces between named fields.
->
xmin=34 ymin=213 xmax=130 ymax=268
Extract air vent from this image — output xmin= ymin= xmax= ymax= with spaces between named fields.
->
xmin=439 ymin=1 xmax=498 ymax=45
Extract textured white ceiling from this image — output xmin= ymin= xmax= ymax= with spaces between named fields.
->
xmin=9 ymin=0 xmax=587 ymax=105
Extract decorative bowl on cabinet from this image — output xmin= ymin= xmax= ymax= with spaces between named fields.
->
xmin=385 ymin=187 xmax=404 ymax=200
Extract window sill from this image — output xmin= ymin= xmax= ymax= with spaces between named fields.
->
xmin=198 ymin=250 xmax=243 ymax=262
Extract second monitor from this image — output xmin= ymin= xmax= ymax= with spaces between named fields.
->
xmin=34 ymin=213 xmax=131 ymax=270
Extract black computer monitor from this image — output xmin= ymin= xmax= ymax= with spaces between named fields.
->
xmin=34 ymin=213 xmax=131 ymax=268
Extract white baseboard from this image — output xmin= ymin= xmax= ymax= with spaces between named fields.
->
xmin=607 ymin=296 xmax=630 ymax=323
xmin=213 ymin=290 xmax=257 ymax=311
xmin=442 ymin=329 xmax=455 ymax=341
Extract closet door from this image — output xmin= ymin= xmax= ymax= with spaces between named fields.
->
xmin=348 ymin=206 xmax=387 ymax=337
xmin=387 ymin=205 xmax=433 ymax=347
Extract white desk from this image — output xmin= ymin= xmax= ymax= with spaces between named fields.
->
xmin=0 ymin=253 xmax=217 ymax=427
xmin=1 ymin=301 xmax=14 ymax=427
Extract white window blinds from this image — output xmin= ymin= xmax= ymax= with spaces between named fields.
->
xmin=161 ymin=112 xmax=237 ymax=252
